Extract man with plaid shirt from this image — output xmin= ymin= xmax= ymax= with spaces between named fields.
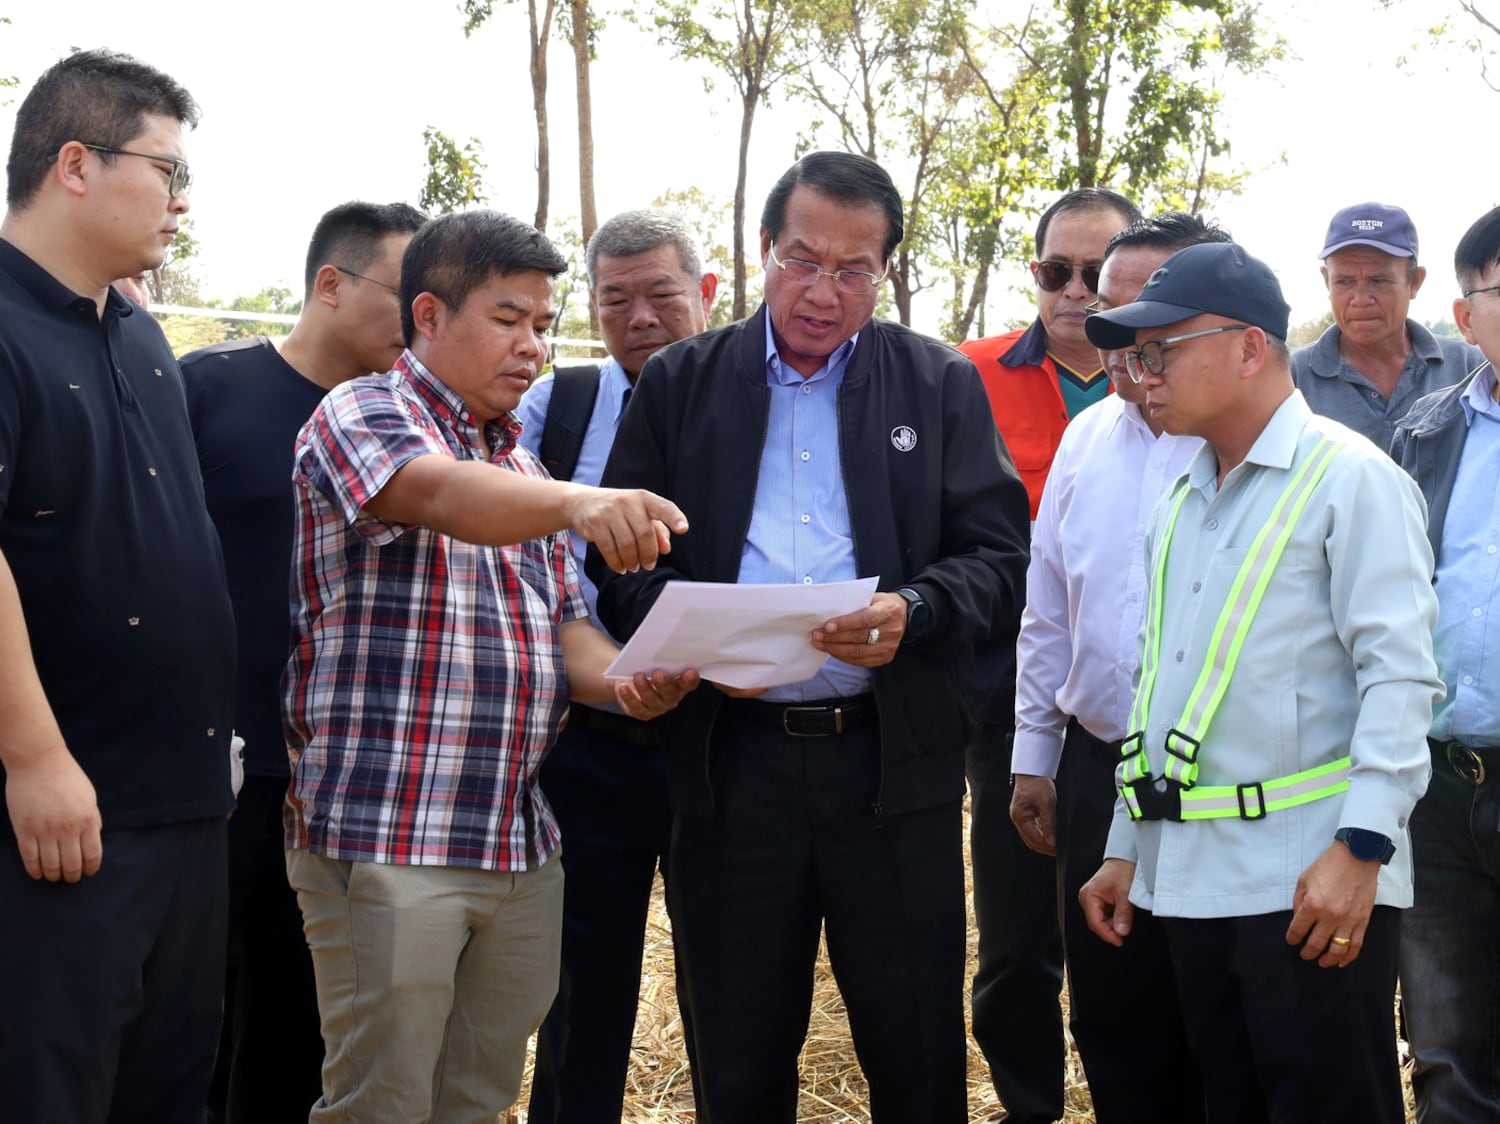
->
xmin=282 ymin=210 xmax=696 ymax=1122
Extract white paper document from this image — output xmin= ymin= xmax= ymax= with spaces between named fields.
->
xmin=604 ymin=577 xmax=880 ymax=690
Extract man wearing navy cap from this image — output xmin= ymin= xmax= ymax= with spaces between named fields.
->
xmin=1292 ymin=202 xmax=1480 ymax=451
xmin=1079 ymin=242 xmax=1442 ymax=1123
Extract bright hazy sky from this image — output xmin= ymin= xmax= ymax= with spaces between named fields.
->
xmin=1 ymin=0 xmax=1494 ymax=336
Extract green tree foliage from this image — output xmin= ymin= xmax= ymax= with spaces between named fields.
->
xmin=148 ymin=216 xmax=204 ymax=307
xmin=0 ymin=17 xmax=18 ymax=105
xmin=644 ymin=0 xmax=809 ymax=320
xmin=420 ymin=127 xmax=489 ymax=215
xmin=223 ymin=285 xmax=302 ymax=341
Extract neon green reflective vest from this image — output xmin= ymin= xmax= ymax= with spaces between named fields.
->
xmin=1120 ymin=436 xmax=1351 ymax=822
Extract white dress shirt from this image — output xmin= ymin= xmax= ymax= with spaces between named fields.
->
xmin=1104 ymin=393 xmax=1442 ymax=919
xmin=1013 ymin=395 xmax=1202 ymax=777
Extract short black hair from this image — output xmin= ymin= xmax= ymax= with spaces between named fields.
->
xmin=1034 ymin=188 xmax=1141 ymax=261
xmin=1104 ymin=211 xmax=1233 ymax=260
xmin=304 ymin=201 xmax=429 ymax=294
xmin=6 ymin=48 xmax=200 ymax=208
xmin=1455 ymin=206 xmax=1500 ymax=294
xmin=761 ymin=151 xmax=904 ymax=262
xmin=400 ymin=210 xmax=568 ymax=345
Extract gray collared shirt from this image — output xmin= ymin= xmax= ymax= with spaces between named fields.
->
xmin=1291 ymin=319 xmax=1481 ymax=453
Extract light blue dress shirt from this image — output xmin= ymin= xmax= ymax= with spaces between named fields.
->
xmin=514 ymin=356 xmax=635 ymax=627
xmin=1430 ymin=364 xmax=1500 ymax=747
xmin=742 ymin=310 xmax=866 ymax=702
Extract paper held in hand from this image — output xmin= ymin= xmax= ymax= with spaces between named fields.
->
xmin=604 ymin=577 xmax=880 ymax=691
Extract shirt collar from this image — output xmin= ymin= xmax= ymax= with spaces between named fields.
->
xmin=762 ymin=306 xmax=859 ymax=386
xmin=1186 ymin=390 xmax=1312 ymax=489
xmin=0 ymin=237 xmax=126 ymax=320
xmin=1000 ymin=317 xmax=1049 ymax=369
xmin=397 ymin=349 xmax=519 ymax=455
xmin=1460 ymin=361 xmax=1500 ymax=426
xmin=599 ymin=356 xmax=635 ymax=422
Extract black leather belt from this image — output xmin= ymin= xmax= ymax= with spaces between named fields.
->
xmin=569 ymin=704 xmax=661 ymax=748
xmin=731 ymin=694 xmax=877 ymax=738
xmin=1429 ymin=737 xmax=1500 ymax=786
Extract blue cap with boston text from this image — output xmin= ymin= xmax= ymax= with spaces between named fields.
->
xmin=1084 ymin=242 xmax=1291 ymax=352
xmin=1320 ymin=201 xmax=1418 ymax=260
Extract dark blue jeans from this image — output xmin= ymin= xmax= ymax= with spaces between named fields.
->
xmin=1401 ymin=744 xmax=1500 ymax=1122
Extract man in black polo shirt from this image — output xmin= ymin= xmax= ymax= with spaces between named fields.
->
xmin=0 ymin=49 xmax=236 ymax=1123
xmin=184 ymin=200 xmax=427 ymax=1124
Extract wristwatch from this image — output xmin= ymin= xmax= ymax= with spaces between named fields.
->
xmin=896 ymin=586 xmax=931 ymax=642
xmin=1334 ymin=827 xmax=1396 ymax=865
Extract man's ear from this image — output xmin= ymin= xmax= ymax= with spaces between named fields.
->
xmin=1239 ymin=324 xmax=1270 ymax=380
xmin=409 ymin=291 xmax=444 ymax=343
xmin=1455 ymin=296 xmax=1477 ymax=347
xmin=311 ymin=263 xmax=342 ymax=310
xmin=699 ymin=272 xmax=719 ymax=314
xmin=1409 ymin=264 xmax=1427 ymax=297
xmin=52 ymin=141 xmax=92 ymax=198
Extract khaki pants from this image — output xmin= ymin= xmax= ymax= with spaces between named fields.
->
xmin=286 ymin=848 xmax=564 ymax=1123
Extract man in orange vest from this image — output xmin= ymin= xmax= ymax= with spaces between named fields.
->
xmin=957 ymin=187 xmax=1139 ymax=1124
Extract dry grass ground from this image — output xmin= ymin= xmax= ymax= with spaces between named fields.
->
xmin=504 ymin=798 xmax=1418 ymax=1122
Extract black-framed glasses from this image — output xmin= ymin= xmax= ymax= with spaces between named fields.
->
xmin=51 ymin=143 xmax=193 ymax=197
xmin=335 ymin=266 xmax=400 ymax=295
xmin=1122 ymin=325 xmax=1248 ymax=384
xmin=1463 ymin=284 xmax=1500 ymax=299
xmin=767 ymin=244 xmax=888 ymax=294
xmin=1032 ymin=259 xmax=1101 ymax=294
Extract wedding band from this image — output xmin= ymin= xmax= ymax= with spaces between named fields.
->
xmin=1330 ymin=936 xmax=1351 ymax=947
xmin=866 ymin=627 xmax=881 ymax=645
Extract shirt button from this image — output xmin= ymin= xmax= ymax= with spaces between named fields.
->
xmin=1205 ymin=519 xmax=1218 ymax=531
xmin=1175 ymin=650 xmax=1185 ymax=663
xmin=801 ymin=450 xmax=810 ymax=461
xmin=803 ymin=575 xmax=813 ymax=584
xmin=802 ymin=384 xmax=812 ymax=395
xmin=206 ymin=727 xmax=216 ymax=737
xmin=1464 ymin=675 xmax=1475 ymax=685
xmin=1489 ymin=545 xmax=1497 ymax=555
xmin=147 ymin=466 xmax=158 ymax=476
xmin=1191 ymin=581 xmax=1201 ymax=593
xmin=800 ymin=514 xmax=810 ymax=524
xmin=1475 ymin=608 xmax=1484 ymax=619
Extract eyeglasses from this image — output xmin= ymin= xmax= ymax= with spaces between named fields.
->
xmin=767 ymin=244 xmax=888 ymax=294
xmin=335 ymin=266 xmax=400 ymax=295
xmin=50 ymin=143 xmax=193 ymax=197
xmin=1122 ymin=325 xmax=1248 ymax=384
xmin=1463 ymin=284 xmax=1500 ymax=299
xmin=1032 ymin=259 xmax=1101 ymax=294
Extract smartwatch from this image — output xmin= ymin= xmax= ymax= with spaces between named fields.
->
xmin=1334 ymin=827 xmax=1396 ymax=866
xmin=896 ymin=586 xmax=931 ymax=642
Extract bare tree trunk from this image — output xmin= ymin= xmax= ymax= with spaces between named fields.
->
xmin=528 ymin=0 xmax=556 ymax=231
xmin=571 ymin=0 xmax=599 ymax=333
xmin=732 ymin=91 xmax=756 ymax=320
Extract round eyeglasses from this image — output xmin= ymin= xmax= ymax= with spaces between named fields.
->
xmin=1121 ymin=325 xmax=1248 ymax=384
xmin=767 ymin=244 xmax=888 ymax=294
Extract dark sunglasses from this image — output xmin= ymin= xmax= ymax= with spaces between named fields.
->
xmin=1032 ymin=259 xmax=1101 ymax=294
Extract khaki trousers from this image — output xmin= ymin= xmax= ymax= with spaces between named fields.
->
xmin=286 ymin=848 xmax=564 ymax=1123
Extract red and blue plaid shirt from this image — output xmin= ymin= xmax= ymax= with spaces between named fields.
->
xmin=281 ymin=350 xmax=583 ymax=870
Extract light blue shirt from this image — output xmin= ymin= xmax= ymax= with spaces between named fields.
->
xmin=743 ymin=310 xmax=866 ymax=701
xmin=1104 ymin=392 xmax=1441 ymax=918
xmin=514 ymin=357 xmax=635 ymax=627
xmin=1430 ymin=364 xmax=1500 ymax=747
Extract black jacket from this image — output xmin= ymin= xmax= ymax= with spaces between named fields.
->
xmin=587 ymin=309 xmax=1029 ymax=817
xmin=1390 ymin=369 xmax=1485 ymax=556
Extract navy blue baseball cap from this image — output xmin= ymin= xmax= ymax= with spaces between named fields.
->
xmin=1320 ymin=202 xmax=1418 ymax=260
xmin=1084 ymin=242 xmax=1291 ymax=352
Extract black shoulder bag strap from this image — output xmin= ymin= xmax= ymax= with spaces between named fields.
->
xmin=538 ymin=363 xmax=604 ymax=482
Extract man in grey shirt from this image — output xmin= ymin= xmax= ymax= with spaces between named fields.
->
xmin=1292 ymin=201 xmax=1480 ymax=450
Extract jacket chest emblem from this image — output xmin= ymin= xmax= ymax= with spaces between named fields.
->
xmin=890 ymin=426 xmax=917 ymax=452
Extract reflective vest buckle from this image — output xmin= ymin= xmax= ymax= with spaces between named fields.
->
xmin=1236 ymin=781 xmax=1267 ymax=820
xmin=1164 ymin=727 xmax=1201 ymax=766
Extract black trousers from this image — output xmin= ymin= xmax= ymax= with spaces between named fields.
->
xmin=1056 ymin=721 xmax=1205 ymax=1123
xmin=0 ymin=815 xmax=227 ymax=1124
xmin=528 ymin=713 xmax=676 ymax=1124
xmin=669 ymin=703 xmax=968 ymax=1123
xmin=967 ymin=719 xmax=1066 ymax=1123
xmin=1163 ymin=906 xmax=1405 ymax=1124
xmin=206 ymin=774 xmax=324 ymax=1124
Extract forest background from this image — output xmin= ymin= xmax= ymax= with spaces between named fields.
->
xmin=0 ymin=0 xmax=1495 ymax=356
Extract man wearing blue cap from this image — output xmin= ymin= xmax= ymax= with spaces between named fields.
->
xmin=1293 ymin=202 xmax=1480 ymax=451
xmin=1078 ymin=241 xmax=1442 ymax=1123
